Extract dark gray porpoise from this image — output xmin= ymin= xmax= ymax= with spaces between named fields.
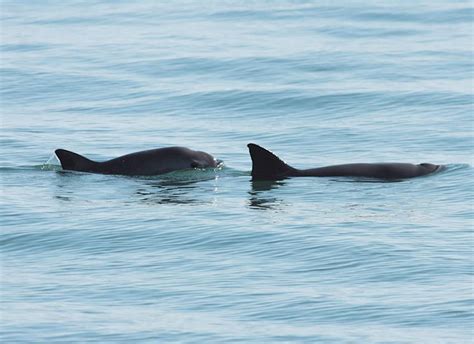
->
xmin=248 ymin=143 xmax=442 ymax=181
xmin=55 ymin=147 xmax=220 ymax=176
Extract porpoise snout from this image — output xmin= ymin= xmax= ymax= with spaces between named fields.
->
xmin=419 ymin=163 xmax=443 ymax=174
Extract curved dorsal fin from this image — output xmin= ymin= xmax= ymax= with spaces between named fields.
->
xmin=247 ymin=143 xmax=295 ymax=180
xmin=55 ymin=149 xmax=97 ymax=173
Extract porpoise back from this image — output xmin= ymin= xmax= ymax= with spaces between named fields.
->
xmin=55 ymin=147 xmax=220 ymax=176
xmin=247 ymin=143 xmax=442 ymax=181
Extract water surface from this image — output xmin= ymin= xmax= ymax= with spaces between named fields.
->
xmin=1 ymin=1 xmax=473 ymax=343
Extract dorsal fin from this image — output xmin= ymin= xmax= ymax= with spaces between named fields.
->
xmin=55 ymin=149 xmax=97 ymax=173
xmin=247 ymin=143 xmax=295 ymax=180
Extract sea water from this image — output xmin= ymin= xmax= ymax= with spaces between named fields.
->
xmin=1 ymin=1 xmax=473 ymax=343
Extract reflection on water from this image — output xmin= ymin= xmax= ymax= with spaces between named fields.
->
xmin=248 ymin=180 xmax=286 ymax=210
xmin=135 ymin=179 xmax=213 ymax=205
xmin=133 ymin=168 xmax=221 ymax=205
xmin=52 ymin=168 xmax=220 ymax=205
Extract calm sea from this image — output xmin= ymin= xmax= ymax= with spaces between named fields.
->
xmin=1 ymin=1 xmax=473 ymax=343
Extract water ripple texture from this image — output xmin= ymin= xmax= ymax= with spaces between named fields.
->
xmin=1 ymin=1 xmax=473 ymax=343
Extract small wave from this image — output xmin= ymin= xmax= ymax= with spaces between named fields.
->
xmin=441 ymin=163 xmax=471 ymax=172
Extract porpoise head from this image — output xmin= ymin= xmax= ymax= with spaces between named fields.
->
xmin=418 ymin=163 xmax=443 ymax=175
xmin=192 ymin=150 xmax=222 ymax=168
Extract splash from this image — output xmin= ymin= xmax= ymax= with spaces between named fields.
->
xmin=41 ymin=153 xmax=61 ymax=171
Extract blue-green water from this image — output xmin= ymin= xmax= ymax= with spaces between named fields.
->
xmin=1 ymin=1 xmax=473 ymax=342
